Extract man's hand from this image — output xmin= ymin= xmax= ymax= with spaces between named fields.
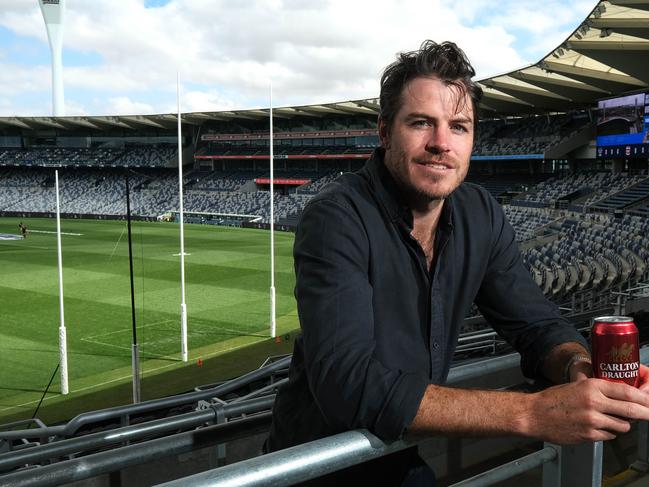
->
xmin=524 ymin=378 xmax=649 ymax=445
xmin=408 ymin=357 xmax=649 ymax=446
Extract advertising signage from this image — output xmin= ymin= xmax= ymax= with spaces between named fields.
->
xmin=596 ymin=92 xmax=649 ymax=159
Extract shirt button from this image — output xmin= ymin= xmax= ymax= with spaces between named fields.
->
xmin=432 ymin=341 xmax=440 ymax=350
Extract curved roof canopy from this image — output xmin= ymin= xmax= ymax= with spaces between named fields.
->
xmin=2 ymin=0 xmax=649 ymax=132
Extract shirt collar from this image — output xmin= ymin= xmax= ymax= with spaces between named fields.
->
xmin=363 ymin=147 xmax=454 ymax=231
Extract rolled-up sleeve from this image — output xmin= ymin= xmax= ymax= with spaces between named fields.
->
xmin=295 ymin=197 xmax=428 ymax=441
xmin=474 ymin=201 xmax=588 ymax=379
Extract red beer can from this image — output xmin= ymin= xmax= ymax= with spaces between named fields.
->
xmin=591 ymin=316 xmax=640 ymax=387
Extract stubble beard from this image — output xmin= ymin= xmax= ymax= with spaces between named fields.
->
xmin=389 ymin=147 xmax=466 ymax=207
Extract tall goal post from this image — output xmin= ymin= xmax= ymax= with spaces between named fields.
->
xmin=269 ymin=81 xmax=277 ymax=339
xmin=177 ymin=72 xmax=189 ymax=362
xmin=39 ymin=0 xmax=66 ymax=117
xmin=55 ymin=170 xmax=69 ymax=395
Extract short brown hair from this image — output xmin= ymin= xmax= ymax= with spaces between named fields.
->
xmin=379 ymin=40 xmax=482 ymax=129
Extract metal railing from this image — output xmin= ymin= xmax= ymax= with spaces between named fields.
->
xmin=0 ymin=355 xmax=291 ymax=487
xmin=0 ymin=351 xmax=524 ymax=486
xmin=0 ymin=396 xmax=274 ymax=474
xmin=3 ymin=348 xmax=649 ymax=486
xmin=153 ymin=347 xmax=649 ymax=487
xmin=0 ymin=412 xmax=272 ymax=487
xmin=153 ymin=431 xmax=608 ymax=487
xmin=0 ymin=355 xmax=290 ymax=444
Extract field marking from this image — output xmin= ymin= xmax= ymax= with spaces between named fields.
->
xmin=80 ymin=319 xmax=265 ymax=360
xmin=81 ymin=319 xmax=174 ymax=340
xmin=0 ymin=339 xmax=263 ymax=414
xmin=29 ymin=230 xmax=83 ymax=236
xmin=80 ymin=319 xmax=182 ymax=361
xmin=78 ymin=338 xmax=167 ymax=358
xmin=82 ymin=318 xmax=264 ymax=342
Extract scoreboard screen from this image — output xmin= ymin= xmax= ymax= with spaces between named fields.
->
xmin=596 ymin=92 xmax=649 ymax=158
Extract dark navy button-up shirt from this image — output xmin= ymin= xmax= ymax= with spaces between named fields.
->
xmin=268 ymin=148 xmax=587 ymax=450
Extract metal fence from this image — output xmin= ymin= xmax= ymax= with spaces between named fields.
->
xmin=0 ymin=356 xmax=291 ymax=487
xmin=2 ymin=349 xmax=649 ymax=486
xmin=155 ymin=347 xmax=649 ymax=487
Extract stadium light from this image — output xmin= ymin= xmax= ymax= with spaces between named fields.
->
xmin=38 ymin=0 xmax=66 ymax=116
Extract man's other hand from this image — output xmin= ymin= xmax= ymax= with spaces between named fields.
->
xmin=524 ymin=378 xmax=649 ymax=445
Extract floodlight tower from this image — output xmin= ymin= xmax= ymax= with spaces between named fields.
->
xmin=39 ymin=0 xmax=66 ymax=116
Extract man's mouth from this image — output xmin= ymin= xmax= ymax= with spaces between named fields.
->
xmin=415 ymin=160 xmax=453 ymax=170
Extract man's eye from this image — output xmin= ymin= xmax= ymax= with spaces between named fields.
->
xmin=412 ymin=120 xmax=430 ymax=127
xmin=452 ymin=124 xmax=469 ymax=133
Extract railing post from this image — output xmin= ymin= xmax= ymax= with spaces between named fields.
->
xmin=199 ymin=399 xmax=228 ymax=468
xmin=542 ymin=441 xmax=603 ymax=487
xmin=215 ymin=403 xmax=227 ymax=466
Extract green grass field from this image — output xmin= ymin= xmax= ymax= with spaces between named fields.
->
xmin=0 ymin=216 xmax=299 ymax=425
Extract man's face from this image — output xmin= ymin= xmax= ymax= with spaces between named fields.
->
xmin=379 ymin=76 xmax=474 ymax=205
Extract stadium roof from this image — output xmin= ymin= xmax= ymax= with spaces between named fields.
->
xmin=2 ymin=0 xmax=649 ymax=132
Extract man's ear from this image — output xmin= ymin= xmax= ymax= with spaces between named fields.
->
xmin=378 ymin=116 xmax=390 ymax=149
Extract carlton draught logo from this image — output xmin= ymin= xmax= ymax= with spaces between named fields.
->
xmin=599 ymin=343 xmax=639 ymax=380
xmin=608 ymin=343 xmax=634 ymax=361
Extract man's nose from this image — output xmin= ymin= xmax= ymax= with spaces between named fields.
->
xmin=424 ymin=127 xmax=450 ymax=154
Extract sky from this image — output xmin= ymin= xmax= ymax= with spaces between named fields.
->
xmin=0 ymin=0 xmax=597 ymax=117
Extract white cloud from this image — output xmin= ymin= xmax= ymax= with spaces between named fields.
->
xmin=104 ymin=96 xmax=155 ymax=116
xmin=0 ymin=0 xmax=595 ymax=116
xmin=180 ymin=90 xmax=240 ymax=113
xmin=0 ymin=63 xmax=50 ymax=95
xmin=64 ymin=99 xmax=89 ymax=116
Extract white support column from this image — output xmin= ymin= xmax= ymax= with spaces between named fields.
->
xmin=39 ymin=0 xmax=66 ymax=116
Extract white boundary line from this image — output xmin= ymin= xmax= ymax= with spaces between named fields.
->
xmin=29 ymin=229 xmax=83 ymax=236
xmin=82 ymin=319 xmax=173 ymax=340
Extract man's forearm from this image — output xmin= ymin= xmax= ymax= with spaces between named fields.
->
xmin=407 ymin=384 xmax=530 ymax=438
xmin=407 ymin=342 xmax=592 ymax=438
xmin=407 ymin=355 xmax=649 ymax=445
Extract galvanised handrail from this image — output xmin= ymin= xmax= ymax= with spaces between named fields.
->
xmin=0 ymin=413 xmax=272 ymax=487
xmin=153 ymin=347 xmax=649 ymax=487
xmin=451 ymin=446 xmax=558 ymax=487
xmin=156 ymin=429 xmax=411 ymax=487
xmin=0 ymin=396 xmax=274 ymax=474
xmin=5 ymin=347 xmax=646 ymax=486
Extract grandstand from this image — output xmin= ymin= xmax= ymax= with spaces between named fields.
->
xmin=2 ymin=0 xmax=649 ymax=485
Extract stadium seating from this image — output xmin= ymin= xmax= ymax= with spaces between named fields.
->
xmin=0 ymin=145 xmax=177 ymax=168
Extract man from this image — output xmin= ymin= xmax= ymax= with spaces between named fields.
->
xmin=268 ymin=40 xmax=649 ymax=484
